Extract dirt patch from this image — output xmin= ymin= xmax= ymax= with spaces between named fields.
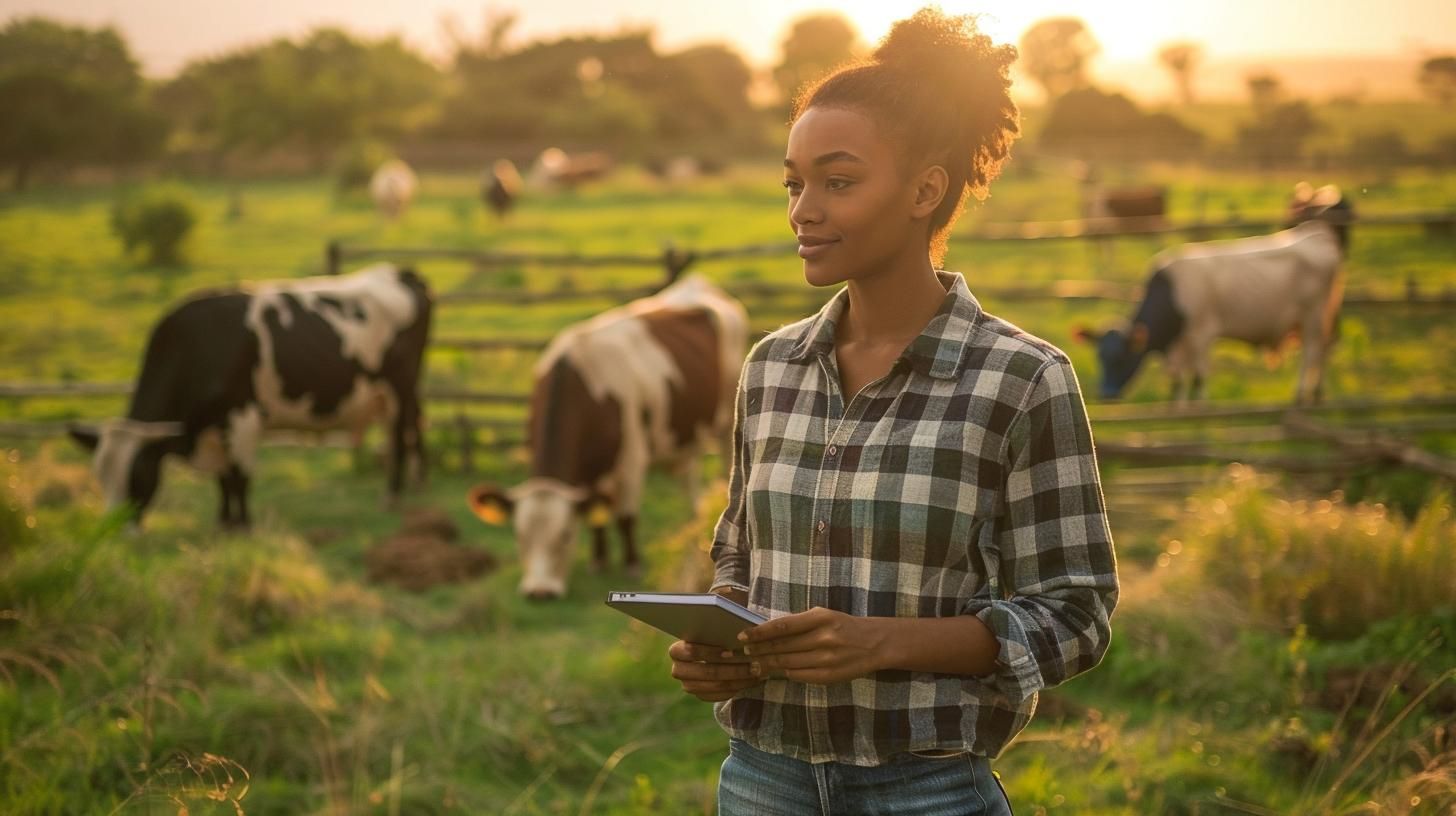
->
xmin=364 ymin=508 xmax=495 ymax=591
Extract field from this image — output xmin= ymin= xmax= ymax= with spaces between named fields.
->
xmin=2 ymin=161 xmax=1455 ymax=814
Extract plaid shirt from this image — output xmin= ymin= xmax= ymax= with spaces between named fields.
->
xmin=709 ymin=271 xmax=1118 ymax=765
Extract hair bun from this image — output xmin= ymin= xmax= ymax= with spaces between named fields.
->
xmin=874 ymin=7 xmax=1006 ymax=84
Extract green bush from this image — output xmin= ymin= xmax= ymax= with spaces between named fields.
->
xmin=332 ymin=139 xmax=393 ymax=192
xmin=109 ymin=185 xmax=198 ymax=266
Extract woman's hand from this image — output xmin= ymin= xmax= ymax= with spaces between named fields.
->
xmin=668 ymin=640 xmax=760 ymax=702
xmin=738 ymin=606 xmax=889 ymax=685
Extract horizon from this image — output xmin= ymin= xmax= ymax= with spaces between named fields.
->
xmin=2 ymin=0 xmax=1453 ymax=102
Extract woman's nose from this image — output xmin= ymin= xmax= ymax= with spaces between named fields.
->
xmin=790 ymin=191 xmax=822 ymax=226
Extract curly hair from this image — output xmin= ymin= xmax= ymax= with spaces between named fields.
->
xmin=792 ymin=8 xmax=1020 ymax=264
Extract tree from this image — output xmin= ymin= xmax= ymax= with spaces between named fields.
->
xmin=1157 ymin=41 xmax=1203 ymax=106
xmin=0 ymin=18 xmax=165 ymax=188
xmin=159 ymin=28 xmax=443 ymax=169
xmin=773 ymin=13 xmax=860 ymax=109
xmin=1237 ymin=100 xmax=1322 ymax=168
xmin=1246 ymin=71 xmax=1283 ymax=116
xmin=1418 ymin=55 xmax=1456 ymax=105
xmin=1018 ymin=17 xmax=1099 ymax=102
xmin=1039 ymin=87 xmax=1203 ymax=160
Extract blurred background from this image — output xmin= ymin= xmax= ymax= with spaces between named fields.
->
xmin=1 ymin=1 xmax=1454 ymax=814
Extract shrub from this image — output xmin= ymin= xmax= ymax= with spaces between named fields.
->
xmin=109 ymin=186 xmax=198 ymax=266
xmin=1184 ymin=466 xmax=1456 ymax=639
xmin=332 ymin=139 xmax=392 ymax=192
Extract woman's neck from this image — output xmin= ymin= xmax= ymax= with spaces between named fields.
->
xmin=838 ymin=249 xmax=948 ymax=348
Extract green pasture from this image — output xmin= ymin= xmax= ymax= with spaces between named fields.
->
xmin=2 ymin=164 xmax=1455 ymax=813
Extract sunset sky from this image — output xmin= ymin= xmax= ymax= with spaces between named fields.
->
xmin=3 ymin=0 xmax=1454 ymax=81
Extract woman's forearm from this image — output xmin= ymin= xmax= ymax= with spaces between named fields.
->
xmin=872 ymin=614 xmax=1001 ymax=676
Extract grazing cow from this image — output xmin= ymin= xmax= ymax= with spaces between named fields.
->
xmin=466 ymin=276 xmax=748 ymax=600
xmin=70 ymin=264 xmax=433 ymax=528
xmin=481 ymin=159 xmax=522 ymax=219
xmin=1076 ymin=183 xmax=1351 ymax=404
xmin=370 ymin=159 xmax=418 ymax=220
xmin=527 ymin=147 xmax=614 ymax=190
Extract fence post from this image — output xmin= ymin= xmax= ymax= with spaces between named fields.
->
xmin=661 ymin=243 xmax=696 ymax=287
xmin=325 ymin=240 xmax=342 ymax=276
xmin=455 ymin=411 xmax=474 ymax=474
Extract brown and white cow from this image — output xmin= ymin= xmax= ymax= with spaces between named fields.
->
xmin=467 ymin=276 xmax=748 ymax=600
xmin=70 ymin=264 xmax=432 ymax=528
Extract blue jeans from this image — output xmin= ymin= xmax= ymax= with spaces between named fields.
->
xmin=718 ymin=738 xmax=1013 ymax=816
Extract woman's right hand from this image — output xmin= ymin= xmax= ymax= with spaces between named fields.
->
xmin=668 ymin=586 xmax=759 ymax=702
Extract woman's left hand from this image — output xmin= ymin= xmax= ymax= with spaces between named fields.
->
xmin=738 ymin=607 xmax=889 ymax=685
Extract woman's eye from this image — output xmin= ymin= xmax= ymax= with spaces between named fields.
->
xmin=782 ymin=180 xmax=801 ymax=195
xmin=827 ymin=178 xmax=853 ymax=191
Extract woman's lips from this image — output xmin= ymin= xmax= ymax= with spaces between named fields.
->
xmin=797 ymin=238 xmax=838 ymax=259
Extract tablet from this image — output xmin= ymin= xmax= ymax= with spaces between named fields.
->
xmin=606 ymin=591 xmax=767 ymax=649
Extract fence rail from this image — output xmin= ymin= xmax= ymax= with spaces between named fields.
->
xmin=327 ymin=209 xmax=1456 ymax=274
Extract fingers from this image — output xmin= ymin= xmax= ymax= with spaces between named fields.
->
xmin=739 ymin=607 xmax=832 ymax=644
xmin=749 ymin=650 xmax=831 ymax=676
xmin=741 ymin=630 xmax=828 ymax=657
xmin=671 ymin=658 xmax=756 ymax=684
xmin=679 ymin=678 xmax=759 ymax=702
xmin=669 ymin=640 xmax=751 ymax=663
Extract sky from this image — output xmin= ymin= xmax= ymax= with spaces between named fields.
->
xmin=3 ymin=0 xmax=1453 ymax=80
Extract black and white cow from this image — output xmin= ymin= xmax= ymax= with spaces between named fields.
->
xmin=1077 ymin=183 xmax=1351 ymax=404
xmin=70 ymin=263 xmax=432 ymax=528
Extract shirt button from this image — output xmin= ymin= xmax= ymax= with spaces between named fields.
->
xmin=827 ymin=445 xmax=838 ymax=457
xmin=816 ymin=520 xmax=827 ymax=533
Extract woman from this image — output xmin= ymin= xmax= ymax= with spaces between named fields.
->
xmin=668 ymin=9 xmax=1118 ymax=814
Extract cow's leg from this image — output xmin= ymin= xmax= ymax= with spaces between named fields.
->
xmin=220 ymin=465 xmax=250 ymax=530
xmin=591 ymin=525 xmax=610 ymax=573
xmin=617 ymin=515 xmax=640 ymax=577
xmin=1296 ymin=317 xmax=1328 ymax=405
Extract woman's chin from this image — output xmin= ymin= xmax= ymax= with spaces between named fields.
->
xmin=802 ymin=261 xmax=848 ymax=288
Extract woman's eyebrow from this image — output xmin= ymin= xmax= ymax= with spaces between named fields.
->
xmin=783 ymin=151 xmax=868 ymax=169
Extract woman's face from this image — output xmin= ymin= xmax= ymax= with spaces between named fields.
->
xmin=783 ymin=106 xmax=925 ymax=288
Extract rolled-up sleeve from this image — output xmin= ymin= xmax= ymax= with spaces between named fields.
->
xmin=709 ymin=367 xmax=752 ymax=593
xmin=963 ymin=358 xmax=1119 ymax=701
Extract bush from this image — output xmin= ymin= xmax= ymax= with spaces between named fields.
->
xmin=109 ymin=185 xmax=198 ymax=266
xmin=1185 ymin=466 xmax=1456 ymax=639
xmin=332 ymin=139 xmax=393 ymax=192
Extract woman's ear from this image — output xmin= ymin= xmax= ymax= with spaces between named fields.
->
xmin=911 ymin=165 xmax=950 ymax=219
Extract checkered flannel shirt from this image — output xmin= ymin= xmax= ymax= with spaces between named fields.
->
xmin=709 ymin=271 xmax=1118 ymax=765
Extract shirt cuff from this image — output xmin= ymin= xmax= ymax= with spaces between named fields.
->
xmin=965 ymin=600 xmax=1044 ymax=703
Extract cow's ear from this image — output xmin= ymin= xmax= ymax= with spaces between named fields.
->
xmin=467 ymin=484 xmax=514 ymax=525
xmin=1130 ymin=323 xmax=1150 ymax=353
xmin=68 ymin=423 xmax=100 ymax=452
xmin=577 ymin=494 xmax=614 ymax=528
xmin=1071 ymin=325 xmax=1101 ymax=344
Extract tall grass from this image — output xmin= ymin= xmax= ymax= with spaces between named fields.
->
xmin=1184 ymin=465 xmax=1456 ymax=639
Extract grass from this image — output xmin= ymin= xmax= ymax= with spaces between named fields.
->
xmin=1 ymin=158 xmax=1455 ymax=812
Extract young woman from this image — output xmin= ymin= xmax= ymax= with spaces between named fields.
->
xmin=668 ymin=9 xmax=1119 ymax=814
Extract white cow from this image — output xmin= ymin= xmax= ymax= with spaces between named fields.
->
xmin=1078 ymin=183 xmax=1351 ymax=404
xmin=370 ymin=159 xmax=418 ymax=220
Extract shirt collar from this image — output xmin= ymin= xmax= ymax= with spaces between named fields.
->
xmin=786 ymin=271 xmax=983 ymax=380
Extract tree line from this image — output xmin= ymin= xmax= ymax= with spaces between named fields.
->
xmin=3 ymin=13 xmax=1454 ymax=190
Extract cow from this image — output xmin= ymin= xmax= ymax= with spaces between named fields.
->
xmin=526 ymin=147 xmax=614 ymax=191
xmin=69 ymin=264 xmax=433 ymax=529
xmin=481 ymin=159 xmax=522 ymax=219
xmin=466 ymin=276 xmax=748 ymax=600
xmin=370 ymin=159 xmax=418 ymax=220
xmin=1076 ymin=183 xmax=1351 ymax=404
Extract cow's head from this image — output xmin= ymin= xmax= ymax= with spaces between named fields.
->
xmin=1287 ymin=182 xmax=1353 ymax=254
xmin=1074 ymin=323 xmax=1149 ymax=400
xmin=467 ymin=479 xmax=612 ymax=601
xmin=68 ymin=419 xmax=185 ymax=525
